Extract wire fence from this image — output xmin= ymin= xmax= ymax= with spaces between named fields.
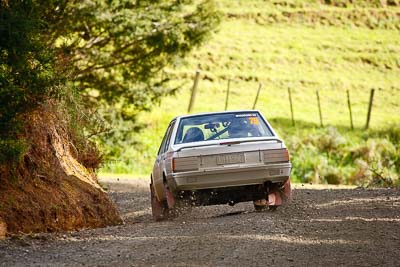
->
xmin=185 ymin=70 xmax=400 ymax=130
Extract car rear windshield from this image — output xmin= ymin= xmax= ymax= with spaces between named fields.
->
xmin=174 ymin=112 xmax=274 ymax=144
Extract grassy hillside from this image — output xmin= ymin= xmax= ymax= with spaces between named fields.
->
xmin=100 ymin=0 xmax=400 ymax=186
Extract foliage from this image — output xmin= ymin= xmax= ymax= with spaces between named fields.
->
xmin=53 ymin=0 xmax=221 ymax=119
xmin=281 ymin=124 xmax=399 ymax=186
xmin=0 ymin=0 xmax=66 ymax=165
xmin=0 ymin=0 xmax=221 ymax=168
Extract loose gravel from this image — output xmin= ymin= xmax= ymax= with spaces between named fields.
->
xmin=0 ymin=178 xmax=399 ymax=267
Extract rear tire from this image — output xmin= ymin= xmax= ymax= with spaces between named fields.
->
xmin=254 ymin=204 xmax=267 ymax=212
xmin=253 ymin=199 xmax=267 ymax=212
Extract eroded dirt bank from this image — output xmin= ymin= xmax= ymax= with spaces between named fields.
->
xmin=0 ymin=178 xmax=399 ymax=266
xmin=0 ymin=105 xmax=121 ymax=235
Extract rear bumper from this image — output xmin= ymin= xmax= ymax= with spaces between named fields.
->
xmin=167 ymin=162 xmax=291 ymax=191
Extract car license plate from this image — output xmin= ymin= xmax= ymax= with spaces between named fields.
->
xmin=216 ymin=153 xmax=245 ymax=165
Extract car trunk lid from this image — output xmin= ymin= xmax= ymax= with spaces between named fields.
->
xmin=173 ymin=140 xmax=289 ymax=172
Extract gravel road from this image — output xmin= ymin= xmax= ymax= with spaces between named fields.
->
xmin=1 ymin=178 xmax=399 ymax=267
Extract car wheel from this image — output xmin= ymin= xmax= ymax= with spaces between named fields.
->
xmin=253 ymin=199 xmax=267 ymax=212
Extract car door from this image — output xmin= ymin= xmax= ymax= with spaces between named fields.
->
xmin=152 ymin=121 xmax=175 ymax=199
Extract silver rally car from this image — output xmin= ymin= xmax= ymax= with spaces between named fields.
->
xmin=150 ymin=110 xmax=292 ymax=220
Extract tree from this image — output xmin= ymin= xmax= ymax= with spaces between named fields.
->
xmin=0 ymin=0 xmax=66 ymax=164
xmin=54 ymin=0 xmax=221 ymax=118
xmin=0 ymin=0 xmax=220 ymax=164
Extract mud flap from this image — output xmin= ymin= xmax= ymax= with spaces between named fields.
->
xmin=150 ymin=184 xmax=165 ymax=221
xmin=268 ymin=191 xmax=282 ymax=206
xmin=268 ymin=178 xmax=291 ymax=207
xmin=283 ymin=178 xmax=291 ymax=200
xmin=164 ymin=183 xmax=176 ymax=209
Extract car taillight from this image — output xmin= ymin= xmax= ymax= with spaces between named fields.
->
xmin=172 ymin=158 xmax=176 ymax=172
xmin=284 ymin=148 xmax=290 ymax=161
xmin=172 ymin=157 xmax=199 ymax=172
xmin=263 ymin=148 xmax=290 ymax=163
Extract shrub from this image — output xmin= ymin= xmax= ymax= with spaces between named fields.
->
xmin=0 ymin=139 xmax=27 ymax=166
xmin=283 ymin=124 xmax=399 ymax=187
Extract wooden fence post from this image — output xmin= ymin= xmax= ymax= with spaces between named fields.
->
xmin=347 ymin=90 xmax=354 ymax=130
xmin=288 ymin=87 xmax=295 ymax=126
xmin=187 ymin=69 xmax=200 ymax=113
xmin=252 ymin=83 xmax=262 ymax=110
xmin=225 ymin=79 xmax=231 ymax=111
xmin=365 ymin=88 xmax=375 ymax=129
xmin=316 ymin=90 xmax=323 ymax=127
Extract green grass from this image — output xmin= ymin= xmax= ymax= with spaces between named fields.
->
xmin=100 ymin=0 xmax=400 ymax=185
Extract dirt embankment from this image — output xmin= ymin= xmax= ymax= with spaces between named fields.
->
xmin=0 ymin=178 xmax=399 ymax=266
xmin=0 ymin=105 xmax=122 ymax=236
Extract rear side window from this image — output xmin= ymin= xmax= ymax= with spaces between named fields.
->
xmin=175 ymin=112 xmax=273 ymax=144
xmin=158 ymin=121 xmax=175 ymax=155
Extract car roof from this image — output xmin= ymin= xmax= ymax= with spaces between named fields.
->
xmin=172 ymin=110 xmax=262 ymax=121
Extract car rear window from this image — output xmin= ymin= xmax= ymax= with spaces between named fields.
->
xmin=174 ymin=112 xmax=273 ymax=144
